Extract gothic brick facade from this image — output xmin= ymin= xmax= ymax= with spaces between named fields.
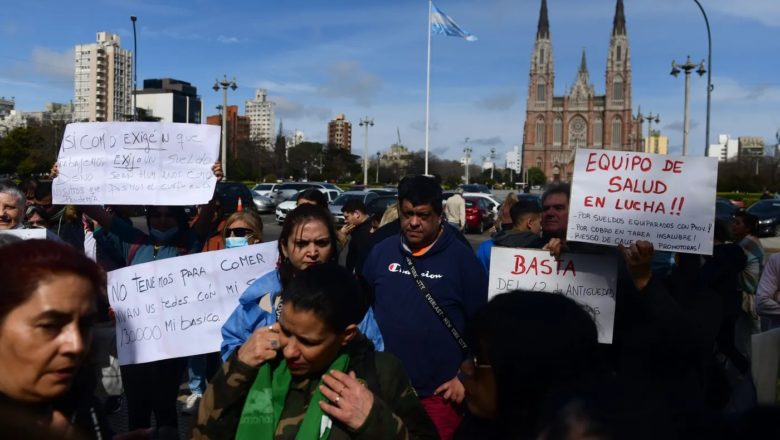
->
xmin=522 ymin=0 xmax=643 ymax=183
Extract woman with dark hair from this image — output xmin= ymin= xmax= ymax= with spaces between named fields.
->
xmin=221 ymin=203 xmax=384 ymax=361
xmin=0 ymin=239 xmax=110 ymax=438
xmin=455 ymin=291 xmax=601 ymax=440
xmin=194 ymin=263 xmax=437 ymax=439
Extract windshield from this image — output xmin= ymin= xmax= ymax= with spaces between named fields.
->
xmin=333 ymin=194 xmax=363 ymax=205
xmin=715 ymin=201 xmax=736 ymax=215
xmin=748 ymin=201 xmax=780 ymax=215
xmin=253 ymin=184 xmax=272 ymax=191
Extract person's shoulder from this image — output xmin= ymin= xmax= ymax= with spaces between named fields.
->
xmin=239 ymin=269 xmax=281 ymax=305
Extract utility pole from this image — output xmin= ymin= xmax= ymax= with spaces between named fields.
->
xmin=671 ymin=56 xmax=705 ymax=156
xmin=463 ymin=137 xmax=472 ymax=184
xmin=359 ymin=117 xmax=374 ymax=186
xmin=213 ymin=75 xmax=237 ymax=180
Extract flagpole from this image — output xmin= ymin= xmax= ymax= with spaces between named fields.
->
xmin=424 ymin=0 xmax=432 ymax=175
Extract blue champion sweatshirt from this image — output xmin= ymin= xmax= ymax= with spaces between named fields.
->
xmin=362 ymin=226 xmax=488 ymax=397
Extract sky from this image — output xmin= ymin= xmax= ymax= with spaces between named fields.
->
xmin=1 ymin=0 xmax=779 ymax=163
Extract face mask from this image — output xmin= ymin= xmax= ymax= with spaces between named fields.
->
xmin=225 ymin=236 xmax=249 ymax=248
xmin=150 ymin=227 xmax=178 ymax=242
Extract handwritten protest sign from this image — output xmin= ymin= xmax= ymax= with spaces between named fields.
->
xmin=567 ymin=149 xmax=718 ymax=255
xmin=488 ymin=247 xmax=617 ymax=343
xmin=53 ymin=122 xmax=220 ymax=206
xmin=0 ymin=228 xmax=47 ymax=240
xmin=107 ymin=242 xmax=278 ymax=365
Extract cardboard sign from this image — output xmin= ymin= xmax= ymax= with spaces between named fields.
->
xmin=107 ymin=242 xmax=278 ymax=365
xmin=488 ymin=246 xmax=617 ymax=343
xmin=567 ymin=149 xmax=718 ymax=255
xmin=53 ymin=122 xmax=220 ymax=206
xmin=0 ymin=228 xmax=47 ymax=240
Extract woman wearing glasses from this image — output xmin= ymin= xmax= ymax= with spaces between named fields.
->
xmin=221 ymin=203 xmax=384 ymax=362
xmin=222 ymin=211 xmax=264 ymax=248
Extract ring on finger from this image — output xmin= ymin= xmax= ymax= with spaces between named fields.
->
xmin=334 ymin=396 xmax=340 ymax=404
xmin=270 ymin=340 xmax=279 ymax=349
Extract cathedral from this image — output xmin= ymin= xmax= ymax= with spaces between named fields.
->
xmin=522 ymin=0 xmax=643 ymax=183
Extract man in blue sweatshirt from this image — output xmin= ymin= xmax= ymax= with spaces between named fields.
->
xmin=363 ymin=175 xmax=488 ymax=440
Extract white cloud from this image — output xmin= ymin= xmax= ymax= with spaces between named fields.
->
xmin=31 ymin=47 xmax=73 ymax=79
xmin=254 ymin=80 xmax=316 ymax=94
xmin=709 ymin=0 xmax=780 ymax=27
xmin=710 ymin=76 xmax=780 ymax=103
xmin=476 ymin=90 xmax=518 ymax=111
xmin=319 ymin=61 xmax=382 ymax=106
xmin=273 ymin=96 xmax=331 ymax=121
xmin=217 ymin=35 xmax=240 ymax=44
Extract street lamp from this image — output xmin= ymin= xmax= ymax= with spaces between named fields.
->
xmin=359 ymin=117 xmax=374 ymax=187
xmin=130 ymin=16 xmax=138 ymax=121
xmin=489 ymin=147 xmax=496 ymax=180
xmin=375 ymin=151 xmax=381 ymax=184
xmin=693 ymin=0 xmax=713 ymax=156
xmin=671 ymin=56 xmax=705 ymax=156
xmin=463 ymin=138 xmax=472 ymax=184
xmin=640 ymin=112 xmax=660 ymax=154
xmin=213 ymin=75 xmax=237 ymax=180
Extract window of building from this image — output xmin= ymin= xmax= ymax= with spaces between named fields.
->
xmin=536 ymin=81 xmax=546 ymax=102
xmin=612 ymin=77 xmax=623 ymax=101
xmin=535 ymin=119 xmax=545 ymax=147
xmin=536 ymin=157 xmax=543 ymax=169
xmin=594 ymin=118 xmax=603 ymax=146
xmin=553 ymin=118 xmax=562 ymax=145
xmin=616 ymin=45 xmax=622 ymax=61
xmin=539 ymin=48 xmax=545 ymax=64
xmin=611 ymin=118 xmax=622 ymax=148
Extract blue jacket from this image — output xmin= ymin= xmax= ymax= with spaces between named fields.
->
xmin=363 ymin=226 xmax=488 ymax=397
xmin=220 ymin=269 xmax=384 ymax=361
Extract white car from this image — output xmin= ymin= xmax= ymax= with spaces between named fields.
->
xmin=458 ymin=192 xmax=501 ymax=217
xmin=275 ymin=188 xmax=341 ymax=224
xmin=251 ymin=183 xmax=278 ymax=198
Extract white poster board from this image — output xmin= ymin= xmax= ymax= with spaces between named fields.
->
xmin=567 ymin=149 xmax=718 ymax=255
xmin=488 ymin=246 xmax=617 ymax=343
xmin=0 ymin=228 xmax=47 ymax=240
xmin=53 ymin=122 xmax=220 ymax=206
xmin=107 ymin=242 xmax=278 ymax=365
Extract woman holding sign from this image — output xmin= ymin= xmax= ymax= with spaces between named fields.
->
xmin=221 ymin=203 xmax=384 ymax=361
xmin=51 ymin=161 xmax=224 ymax=435
xmin=193 ymin=263 xmax=437 ymax=439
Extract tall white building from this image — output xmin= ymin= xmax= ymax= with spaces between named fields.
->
xmin=245 ymin=89 xmax=274 ymax=147
xmin=707 ymin=134 xmax=739 ymax=162
xmin=505 ymin=145 xmax=522 ymax=173
xmin=74 ymin=32 xmax=132 ymax=122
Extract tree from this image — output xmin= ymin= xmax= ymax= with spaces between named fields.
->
xmin=528 ymin=167 xmax=546 ymax=186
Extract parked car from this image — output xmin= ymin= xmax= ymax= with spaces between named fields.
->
xmin=746 ymin=199 xmax=780 ymax=237
xmin=251 ymin=183 xmax=278 ymax=198
xmin=459 ymin=184 xmax=491 ymax=194
xmin=464 ymin=197 xmax=495 ymax=234
xmin=367 ymin=188 xmax=397 ymax=196
xmin=274 ymin=188 xmax=341 ymax=224
xmin=715 ymin=199 xmax=738 ymax=230
xmin=252 ymin=194 xmax=275 ymax=213
xmin=215 ymin=181 xmax=257 ymax=216
xmin=365 ymin=194 xmax=397 ymax=219
xmin=271 ymin=182 xmax=342 ymax=205
xmin=328 ymin=191 xmax=379 ymax=225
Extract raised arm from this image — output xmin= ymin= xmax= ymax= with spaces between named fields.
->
xmin=190 ymin=161 xmax=223 ymax=242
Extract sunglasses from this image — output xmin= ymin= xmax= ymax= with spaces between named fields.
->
xmin=226 ymin=227 xmax=254 ymax=238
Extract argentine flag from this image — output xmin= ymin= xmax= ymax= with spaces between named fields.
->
xmin=431 ymin=3 xmax=478 ymax=42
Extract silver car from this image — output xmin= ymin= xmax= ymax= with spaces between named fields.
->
xmin=252 ymin=194 xmax=275 ymax=213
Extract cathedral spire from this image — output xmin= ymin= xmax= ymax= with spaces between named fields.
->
xmin=578 ymin=48 xmax=588 ymax=74
xmin=536 ymin=0 xmax=550 ymax=40
xmin=612 ymin=0 xmax=626 ymax=36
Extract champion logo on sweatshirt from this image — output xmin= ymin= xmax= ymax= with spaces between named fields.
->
xmin=387 ymin=263 xmax=443 ymax=279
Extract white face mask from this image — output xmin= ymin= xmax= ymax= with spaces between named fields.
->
xmin=225 ymin=236 xmax=249 ymax=248
xmin=150 ymin=227 xmax=178 ymax=242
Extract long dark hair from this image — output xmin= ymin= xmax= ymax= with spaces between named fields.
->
xmin=277 ymin=204 xmax=338 ymax=287
xmin=465 ymin=291 xmax=600 ymax=438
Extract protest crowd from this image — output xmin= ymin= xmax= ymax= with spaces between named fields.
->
xmin=3 ymin=147 xmax=780 ymax=440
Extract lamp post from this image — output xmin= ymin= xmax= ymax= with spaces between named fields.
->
xmin=375 ymin=151 xmax=381 ymax=184
xmin=130 ymin=16 xmax=138 ymax=121
xmin=489 ymin=147 xmax=496 ymax=180
xmin=359 ymin=117 xmax=374 ymax=187
xmin=213 ymin=75 xmax=237 ymax=180
xmin=463 ymin=138 xmax=472 ymax=184
xmin=641 ymin=112 xmax=660 ymax=153
xmin=671 ymin=56 xmax=705 ymax=156
xmin=693 ymin=0 xmax=713 ymax=156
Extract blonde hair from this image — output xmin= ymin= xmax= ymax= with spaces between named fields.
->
xmin=222 ymin=211 xmax=264 ymax=244
xmin=379 ymin=202 xmax=399 ymax=227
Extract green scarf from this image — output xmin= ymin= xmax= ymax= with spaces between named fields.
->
xmin=236 ymin=352 xmax=350 ymax=440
